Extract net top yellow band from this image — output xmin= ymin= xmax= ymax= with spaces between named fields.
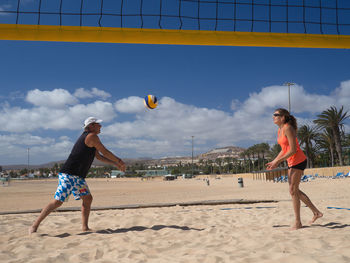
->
xmin=1 ymin=24 xmax=350 ymax=49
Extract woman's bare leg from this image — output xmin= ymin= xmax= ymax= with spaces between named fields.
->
xmin=298 ymin=190 xmax=323 ymax=223
xmin=288 ymin=168 xmax=303 ymax=230
xmin=288 ymin=168 xmax=323 ymax=229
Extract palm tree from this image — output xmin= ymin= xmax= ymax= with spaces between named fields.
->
xmin=245 ymin=149 xmax=252 ymax=172
xmin=343 ymin=133 xmax=350 ymax=165
xmin=315 ymin=128 xmax=335 ymax=167
xmin=247 ymin=146 xmax=257 ymax=171
xmin=215 ymin=158 xmax=222 ymax=174
xmin=269 ymin=143 xmax=281 ymax=161
xmin=252 ymin=144 xmax=261 ymax=170
xmin=297 ymin=124 xmax=318 ymax=168
xmin=231 ymin=158 xmax=239 ymax=174
xmin=313 ymin=106 xmax=349 ymax=166
xmin=224 ymin=157 xmax=233 ymax=173
xmin=258 ymin=143 xmax=270 ymax=170
xmin=239 ymin=151 xmax=247 ymax=173
xmin=344 ymin=133 xmax=350 ymax=147
xmin=207 ymin=159 xmax=214 ymax=174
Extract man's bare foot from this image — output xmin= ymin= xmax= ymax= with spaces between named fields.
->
xmin=82 ymin=227 xmax=92 ymax=232
xmin=29 ymin=225 xmax=38 ymax=235
xmin=291 ymin=222 xmax=303 ymax=230
xmin=310 ymin=212 xmax=323 ymax=224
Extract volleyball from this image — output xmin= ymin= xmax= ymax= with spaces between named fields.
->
xmin=144 ymin=95 xmax=158 ymax=109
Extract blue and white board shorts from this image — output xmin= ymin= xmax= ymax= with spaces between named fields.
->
xmin=54 ymin=173 xmax=90 ymax=202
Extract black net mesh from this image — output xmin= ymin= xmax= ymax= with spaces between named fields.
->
xmin=0 ymin=0 xmax=349 ymax=35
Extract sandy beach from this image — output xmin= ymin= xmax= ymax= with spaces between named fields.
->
xmin=1 ymin=175 xmax=350 ymax=262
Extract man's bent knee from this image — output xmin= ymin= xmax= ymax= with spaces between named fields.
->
xmin=82 ymin=194 xmax=93 ymax=205
xmin=52 ymin=199 xmax=63 ymax=208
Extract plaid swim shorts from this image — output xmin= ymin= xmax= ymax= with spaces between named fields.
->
xmin=54 ymin=173 xmax=90 ymax=202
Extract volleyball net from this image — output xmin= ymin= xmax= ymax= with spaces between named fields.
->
xmin=0 ymin=0 xmax=350 ymax=48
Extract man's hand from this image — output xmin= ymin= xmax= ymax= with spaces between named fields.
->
xmin=115 ymin=159 xmax=126 ymax=172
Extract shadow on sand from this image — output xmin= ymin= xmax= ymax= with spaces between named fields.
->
xmin=42 ymin=225 xmax=205 ymax=238
xmin=273 ymin=221 xmax=350 ymax=229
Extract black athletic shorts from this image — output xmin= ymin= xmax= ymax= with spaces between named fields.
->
xmin=288 ymin=159 xmax=307 ymax=171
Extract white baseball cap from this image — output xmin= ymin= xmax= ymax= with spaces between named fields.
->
xmin=84 ymin=117 xmax=103 ymax=128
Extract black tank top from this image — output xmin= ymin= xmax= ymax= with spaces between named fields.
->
xmin=60 ymin=131 xmax=96 ymax=178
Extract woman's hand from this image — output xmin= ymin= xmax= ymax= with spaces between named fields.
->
xmin=266 ymin=160 xmax=278 ymax=170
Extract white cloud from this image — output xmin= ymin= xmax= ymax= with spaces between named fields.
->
xmin=29 ymin=136 xmax=73 ymax=162
xmin=0 ymin=134 xmax=72 ymax=164
xmin=333 ymin=80 xmax=350 ymax=107
xmin=104 ymin=96 xmax=277 ymax=157
xmin=114 ymin=96 xmax=146 ymax=113
xmin=238 ymin=84 xmax=337 ymax=115
xmin=230 ymin=99 xmax=241 ymax=111
xmin=0 ymin=133 xmax=54 ymax=146
xmin=104 ymin=83 xmax=350 ymax=157
xmin=0 ymin=100 xmax=116 ymax=132
xmin=26 ymin=89 xmax=78 ymax=108
xmin=74 ymin=88 xmax=93 ymax=99
xmin=1 ymin=82 xmax=350 ymax=163
xmin=91 ymin=87 xmax=111 ymax=99
xmin=74 ymin=87 xmax=111 ymax=100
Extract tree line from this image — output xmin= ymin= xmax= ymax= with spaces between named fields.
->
xmin=298 ymin=106 xmax=349 ymax=168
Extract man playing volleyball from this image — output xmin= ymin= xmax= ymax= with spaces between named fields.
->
xmin=266 ymin=108 xmax=323 ymax=230
xmin=29 ymin=117 xmax=126 ymax=233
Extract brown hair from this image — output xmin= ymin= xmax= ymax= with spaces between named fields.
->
xmin=275 ymin=108 xmax=297 ymax=130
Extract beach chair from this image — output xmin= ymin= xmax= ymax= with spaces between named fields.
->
xmin=301 ymin=175 xmax=312 ymax=182
xmin=332 ymin=172 xmax=344 ymax=179
xmin=274 ymin=176 xmax=281 ymax=183
xmin=307 ymin=174 xmax=315 ymax=181
xmin=274 ymin=175 xmax=286 ymax=183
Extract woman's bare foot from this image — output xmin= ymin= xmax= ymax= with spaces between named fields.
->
xmin=291 ymin=222 xmax=303 ymax=230
xmin=310 ymin=212 xmax=323 ymax=224
xmin=82 ymin=227 xmax=92 ymax=232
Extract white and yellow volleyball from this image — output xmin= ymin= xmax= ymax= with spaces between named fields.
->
xmin=144 ymin=95 xmax=158 ymax=109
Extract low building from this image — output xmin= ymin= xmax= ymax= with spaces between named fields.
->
xmin=111 ymin=170 xmax=125 ymax=178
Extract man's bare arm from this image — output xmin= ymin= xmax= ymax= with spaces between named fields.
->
xmin=86 ymin=133 xmax=126 ymax=171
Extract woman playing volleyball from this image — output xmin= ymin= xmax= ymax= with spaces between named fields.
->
xmin=266 ymin=108 xmax=323 ymax=230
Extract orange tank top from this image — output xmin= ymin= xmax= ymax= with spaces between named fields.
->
xmin=277 ymin=124 xmax=306 ymax=167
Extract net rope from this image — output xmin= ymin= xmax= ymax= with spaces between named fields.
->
xmin=0 ymin=0 xmax=349 ymax=35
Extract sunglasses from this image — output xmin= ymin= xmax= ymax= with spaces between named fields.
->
xmin=273 ymin=113 xmax=282 ymax=117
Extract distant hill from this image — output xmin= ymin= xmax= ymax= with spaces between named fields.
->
xmin=199 ymin=146 xmax=245 ymax=160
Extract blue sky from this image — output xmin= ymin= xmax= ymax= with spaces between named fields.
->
xmin=1 ymin=40 xmax=350 ymax=165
